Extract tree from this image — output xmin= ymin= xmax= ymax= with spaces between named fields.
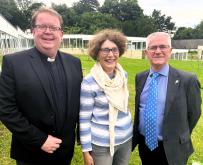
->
xmin=72 ymin=0 xmax=100 ymax=15
xmin=52 ymin=4 xmax=77 ymax=28
xmin=193 ymin=21 xmax=203 ymax=39
xmin=100 ymin=0 xmax=146 ymax=35
xmin=78 ymin=12 xmax=120 ymax=34
xmin=173 ymin=21 xmax=203 ymax=39
xmin=0 ymin=0 xmax=20 ymax=27
xmin=121 ymin=16 xmax=157 ymax=37
xmin=27 ymin=3 xmax=45 ymax=28
xmin=134 ymin=16 xmax=157 ymax=37
xmin=0 ymin=0 xmax=178 ymax=36
xmin=100 ymin=0 xmax=121 ymax=19
xmin=173 ymin=27 xmax=194 ymax=39
xmin=100 ymin=0 xmax=143 ymax=22
xmin=16 ymin=0 xmax=32 ymax=11
xmin=14 ymin=0 xmax=32 ymax=30
xmin=0 ymin=0 xmax=44 ymax=30
xmin=151 ymin=9 xmax=175 ymax=32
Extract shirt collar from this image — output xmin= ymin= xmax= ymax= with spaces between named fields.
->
xmin=38 ymin=50 xmax=59 ymax=63
xmin=149 ymin=64 xmax=169 ymax=77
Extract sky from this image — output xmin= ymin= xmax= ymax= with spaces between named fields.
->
xmin=35 ymin=0 xmax=203 ymax=28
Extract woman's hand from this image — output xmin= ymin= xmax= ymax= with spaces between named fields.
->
xmin=83 ymin=151 xmax=94 ymax=165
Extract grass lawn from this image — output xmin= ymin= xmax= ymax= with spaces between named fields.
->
xmin=0 ymin=55 xmax=203 ymax=165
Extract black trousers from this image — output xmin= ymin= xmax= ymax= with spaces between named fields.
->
xmin=138 ymin=135 xmax=169 ymax=165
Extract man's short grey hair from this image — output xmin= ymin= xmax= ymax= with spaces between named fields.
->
xmin=146 ymin=32 xmax=172 ymax=48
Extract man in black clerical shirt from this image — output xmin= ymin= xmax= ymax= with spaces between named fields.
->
xmin=0 ymin=7 xmax=82 ymax=165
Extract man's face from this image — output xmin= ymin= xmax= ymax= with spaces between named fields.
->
xmin=32 ymin=12 xmax=63 ymax=57
xmin=145 ymin=35 xmax=172 ymax=71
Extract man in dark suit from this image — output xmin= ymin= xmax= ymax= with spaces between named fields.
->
xmin=132 ymin=32 xmax=201 ymax=165
xmin=0 ymin=7 xmax=82 ymax=165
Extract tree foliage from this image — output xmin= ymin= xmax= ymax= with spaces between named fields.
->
xmin=173 ymin=21 xmax=203 ymax=39
xmin=0 ymin=0 xmax=20 ymax=26
xmin=100 ymin=0 xmax=151 ymax=36
xmin=134 ymin=16 xmax=157 ymax=37
xmin=16 ymin=0 xmax=33 ymax=11
xmin=173 ymin=27 xmax=194 ymax=39
xmin=78 ymin=12 xmax=120 ymax=34
xmin=0 ymin=0 xmax=44 ymax=30
xmin=193 ymin=21 xmax=203 ymax=39
xmin=100 ymin=0 xmax=143 ymax=22
xmin=52 ymin=4 xmax=76 ymax=28
xmin=72 ymin=0 xmax=100 ymax=15
xmin=4 ymin=0 xmax=203 ymax=39
xmin=151 ymin=9 xmax=175 ymax=32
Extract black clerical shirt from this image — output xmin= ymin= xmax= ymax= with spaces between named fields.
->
xmin=39 ymin=52 xmax=67 ymax=134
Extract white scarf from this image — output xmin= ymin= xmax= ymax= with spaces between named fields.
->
xmin=90 ymin=62 xmax=129 ymax=156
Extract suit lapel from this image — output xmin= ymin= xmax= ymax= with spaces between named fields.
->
xmin=136 ymin=71 xmax=149 ymax=110
xmin=60 ymin=53 xmax=72 ymax=111
xmin=164 ymin=66 xmax=180 ymax=117
xmin=137 ymin=71 xmax=149 ymax=97
xmin=29 ymin=48 xmax=55 ymax=109
xmin=134 ymin=71 xmax=149 ymax=134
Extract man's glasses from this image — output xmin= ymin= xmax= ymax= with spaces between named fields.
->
xmin=100 ymin=47 xmax=119 ymax=55
xmin=147 ymin=45 xmax=170 ymax=52
xmin=34 ymin=25 xmax=62 ymax=32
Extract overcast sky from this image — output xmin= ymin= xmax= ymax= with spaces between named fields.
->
xmin=35 ymin=0 xmax=203 ymax=28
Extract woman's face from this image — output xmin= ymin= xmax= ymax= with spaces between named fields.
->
xmin=97 ymin=40 xmax=120 ymax=75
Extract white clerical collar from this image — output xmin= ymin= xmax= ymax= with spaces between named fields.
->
xmin=47 ymin=57 xmax=55 ymax=62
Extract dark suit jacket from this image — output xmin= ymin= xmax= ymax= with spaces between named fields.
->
xmin=0 ymin=47 xmax=82 ymax=164
xmin=132 ymin=66 xmax=201 ymax=165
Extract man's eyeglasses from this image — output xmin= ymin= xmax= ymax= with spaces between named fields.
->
xmin=34 ymin=25 xmax=62 ymax=32
xmin=100 ymin=47 xmax=119 ymax=55
xmin=147 ymin=45 xmax=170 ymax=52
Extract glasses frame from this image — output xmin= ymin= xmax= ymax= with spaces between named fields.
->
xmin=34 ymin=24 xmax=62 ymax=32
xmin=147 ymin=45 xmax=170 ymax=52
xmin=99 ymin=47 xmax=119 ymax=55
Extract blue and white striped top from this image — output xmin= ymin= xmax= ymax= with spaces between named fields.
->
xmin=80 ymin=74 xmax=133 ymax=152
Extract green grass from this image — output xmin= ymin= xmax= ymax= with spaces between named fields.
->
xmin=0 ymin=55 xmax=203 ymax=164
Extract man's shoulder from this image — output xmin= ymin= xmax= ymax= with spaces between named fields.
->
xmin=3 ymin=48 xmax=34 ymax=61
xmin=60 ymin=51 xmax=80 ymax=62
xmin=170 ymin=66 xmax=195 ymax=78
xmin=136 ymin=70 xmax=149 ymax=78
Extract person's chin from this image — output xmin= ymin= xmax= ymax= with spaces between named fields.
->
xmin=153 ymin=59 xmax=165 ymax=64
xmin=107 ymin=64 xmax=116 ymax=69
xmin=41 ymin=44 xmax=54 ymax=49
xmin=103 ymin=65 xmax=114 ymax=72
